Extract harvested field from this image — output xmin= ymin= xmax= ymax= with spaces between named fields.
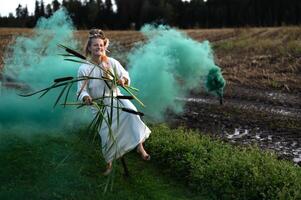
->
xmin=0 ymin=27 xmax=300 ymax=165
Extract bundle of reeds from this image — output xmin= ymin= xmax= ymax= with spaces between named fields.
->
xmin=20 ymin=44 xmax=146 ymax=192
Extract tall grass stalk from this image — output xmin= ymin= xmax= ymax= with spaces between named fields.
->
xmin=19 ymin=44 xmax=147 ymax=193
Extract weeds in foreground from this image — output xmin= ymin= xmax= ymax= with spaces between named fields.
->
xmin=147 ymin=124 xmax=301 ymax=200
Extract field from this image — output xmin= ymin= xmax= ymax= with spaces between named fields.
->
xmin=1 ymin=27 xmax=301 ymax=92
xmin=0 ymin=27 xmax=301 ymax=199
xmin=1 ymin=27 xmax=300 ymax=163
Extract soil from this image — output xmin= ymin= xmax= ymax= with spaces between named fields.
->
xmin=166 ymin=27 xmax=301 ymax=166
xmin=169 ymin=85 xmax=301 ymax=166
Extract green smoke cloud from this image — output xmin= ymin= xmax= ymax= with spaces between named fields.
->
xmin=128 ymin=25 xmax=225 ymax=120
xmin=1 ymin=9 xmax=90 ymax=133
xmin=0 ymin=14 xmax=225 ymax=132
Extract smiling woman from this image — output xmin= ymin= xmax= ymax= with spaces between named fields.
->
xmin=77 ymin=29 xmax=152 ymax=175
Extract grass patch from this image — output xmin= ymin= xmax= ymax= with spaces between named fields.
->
xmin=147 ymin=124 xmax=301 ymax=200
xmin=1 ymin=124 xmax=301 ymax=199
xmin=0 ymin=129 xmax=202 ymax=200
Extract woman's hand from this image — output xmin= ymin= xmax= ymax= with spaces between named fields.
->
xmin=83 ymin=95 xmax=93 ymax=105
xmin=117 ymin=78 xmax=128 ymax=87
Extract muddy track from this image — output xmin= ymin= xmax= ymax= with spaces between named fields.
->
xmin=216 ymin=85 xmax=300 ymax=108
xmin=170 ymin=86 xmax=301 ymax=166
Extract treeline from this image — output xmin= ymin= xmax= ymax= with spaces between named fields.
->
xmin=0 ymin=0 xmax=300 ymax=29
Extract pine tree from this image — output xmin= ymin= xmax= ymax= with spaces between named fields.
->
xmin=46 ymin=4 xmax=53 ymax=17
xmin=16 ymin=4 xmax=23 ymax=18
xmin=105 ymin=0 xmax=113 ymax=13
xmin=21 ymin=6 xmax=29 ymax=18
xmin=34 ymin=0 xmax=41 ymax=18
xmin=52 ymin=0 xmax=61 ymax=12
xmin=40 ymin=0 xmax=46 ymax=17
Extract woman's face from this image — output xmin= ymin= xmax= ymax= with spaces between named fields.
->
xmin=89 ymin=38 xmax=105 ymax=57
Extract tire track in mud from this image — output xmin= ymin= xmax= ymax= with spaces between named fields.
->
xmin=170 ymin=88 xmax=301 ymax=166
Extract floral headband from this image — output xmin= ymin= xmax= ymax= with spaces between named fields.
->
xmin=89 ymin=29 xmax=106 ymax=38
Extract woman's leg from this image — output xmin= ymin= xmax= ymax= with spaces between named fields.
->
xmin=137 ymin=142 xmax=150 ymax=160
xmin=103 ymin=161 xmax=112 ymax=175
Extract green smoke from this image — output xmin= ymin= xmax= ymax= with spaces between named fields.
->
xmin=206 ymin=67 xmax=225 ymax=98
xmin=0 ymin=9 xmax=89 ymax=133
xmin=128 ymin=25 xmax=225 ymax=120
xmin=0 ymin=15 xmax=225 ymax=132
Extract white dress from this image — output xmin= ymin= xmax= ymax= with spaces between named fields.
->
xmin=77 ymin=57 xmax=151 ymax=162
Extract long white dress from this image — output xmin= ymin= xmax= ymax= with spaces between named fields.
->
xmin=77 ymin=57 xmax=151 ymax=162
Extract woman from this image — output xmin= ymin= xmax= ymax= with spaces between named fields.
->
xmin=77 ymin=29 xmax=151 ymax=175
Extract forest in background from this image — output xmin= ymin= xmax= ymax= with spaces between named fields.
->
xmin=0 ymin=0 xmax=300 ymax=29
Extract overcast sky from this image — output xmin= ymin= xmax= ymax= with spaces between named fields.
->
xmin=0 ymin=0 xmax=56 ymax=17
xmin=0 ymin=0 xmax=194 ymax=17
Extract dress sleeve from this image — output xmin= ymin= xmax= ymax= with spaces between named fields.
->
xmin=77 ymin=65 xmax=90 ymax=101
xmin=113 ymin=59 xmax=131 ymax=86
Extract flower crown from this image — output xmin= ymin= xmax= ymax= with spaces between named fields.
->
xmin=89 ymin=29 xmax=106 ymax=39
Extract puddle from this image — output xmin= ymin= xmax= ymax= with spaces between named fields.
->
xmin=173 ymin=95 xmax=301 ymax=166
xmin=225 ymin=127 xmax=301 ymax=165
xmin=177 ymin=97 xmax=301 ymax=118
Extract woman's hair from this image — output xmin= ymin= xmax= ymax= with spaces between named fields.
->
xmin=84 ymin=29 xmax=109 ymax=56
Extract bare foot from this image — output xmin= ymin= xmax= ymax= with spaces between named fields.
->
xmin=137 ymin=144 xmax=151 ymax=161
xmin=103 ymin=162 xmax=112 ymax=176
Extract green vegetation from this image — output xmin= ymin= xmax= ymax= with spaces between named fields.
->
xmin=147 ymin=124 xmax=301 ymax=200
xmin=1 ymin=125 xmax=301 ymax=199
xmin=0 ymin=129 xmax=201 ymax=200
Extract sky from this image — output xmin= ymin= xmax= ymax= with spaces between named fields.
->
xmin=0 ymin=0 xmax=195 ymax=17
xmin=0 ymin=0 xmax=123 ymax=17
xmin=0 ymin=0 xmax=55 ymax=17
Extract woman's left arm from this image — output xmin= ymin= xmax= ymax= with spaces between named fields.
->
xmin=114 ymin=59 xmax=130 ymax=86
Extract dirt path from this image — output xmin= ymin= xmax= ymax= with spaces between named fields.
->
xmin=170 ymin=86 xmax=301 ymax=166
